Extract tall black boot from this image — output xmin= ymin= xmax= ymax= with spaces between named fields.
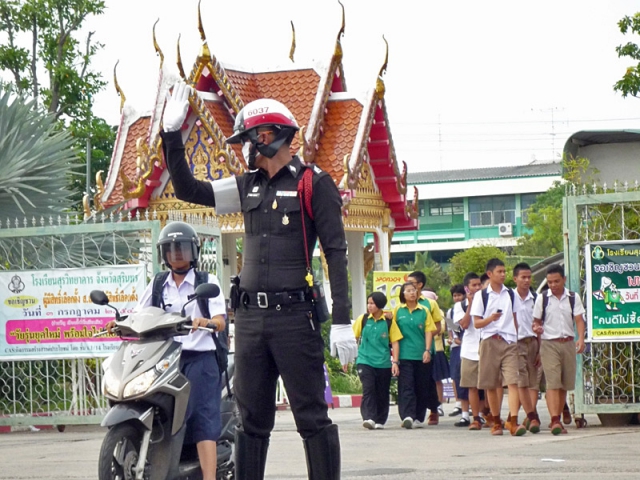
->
xmin=235 ymin=429 xmax=269 ymax=480
xmin=303 ymin=424 xmax=341 ymax=480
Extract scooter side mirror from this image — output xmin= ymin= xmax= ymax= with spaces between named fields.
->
xmin=194 ymin=283 xmax=220 ymax=299
xmin=90 ymin=290 xmax=110 ymax=305
xmin=90 ymin=290 xmax=121 ymax=321
xmin=181 ymin=283 xmax=221 ymax=317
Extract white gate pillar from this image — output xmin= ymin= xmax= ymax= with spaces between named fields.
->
xmin=346 ymin=231 xmax=366 ymax=320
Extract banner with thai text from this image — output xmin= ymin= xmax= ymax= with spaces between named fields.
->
xmin=0 ymin=265 xmax=146 ymax=359
xmin=585 ymin=241 xmax=640 ymax=342
xmin=372 ymin=271 xmax=411 ymax=312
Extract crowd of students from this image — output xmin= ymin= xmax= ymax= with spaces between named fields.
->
xmin=353 ymin=260 xmax=586 ymax=436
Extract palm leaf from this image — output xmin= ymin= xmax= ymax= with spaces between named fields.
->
xmin=0 ymin=87 xmax=79 ymax=220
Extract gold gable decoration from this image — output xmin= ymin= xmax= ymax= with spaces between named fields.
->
xmin=121 ymin=136 xmax=163 ymax=200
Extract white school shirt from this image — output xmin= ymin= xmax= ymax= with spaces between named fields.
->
xmin=454 ymin=301 xmax=480 ymax=361
xmin=532 ymin=288 xmax=585 ymax=340
xmin=515 ymin=290 xmax=536 ymax=340
xmin=445 ymin=307 xmax=460 ymax=349
xmin=135 ymin=269 xmax=227 ymax=351
xmin=470 ymin=285 xmax=517 ymax=344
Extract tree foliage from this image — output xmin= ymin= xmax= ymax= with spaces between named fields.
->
xmin=614 ymin=12 xmax=640 ymax=98
xmin=449 ymin=246 xmax=507 ymax=285
xmin=398 ymin=252 xmax=452 ymax=309
xmin=0 ymin=0 xmax=114 ymax=208
xmin=515 ymin=181 xmax=564 ymax=257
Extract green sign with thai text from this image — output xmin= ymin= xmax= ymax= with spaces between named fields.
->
xmin=585 ymin=241 xmax=640 ymax=342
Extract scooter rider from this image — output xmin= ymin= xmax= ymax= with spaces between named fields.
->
xmin=160 ymin=81 xmax=357 ymax=480
xmin=106 ymin=221 xmax=226 ymax=480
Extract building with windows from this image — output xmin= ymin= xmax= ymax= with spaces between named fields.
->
xmin=385 ymin=162 xmax=562 ymax=266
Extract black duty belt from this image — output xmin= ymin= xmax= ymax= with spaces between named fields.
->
xmin=241 ymin=289 xmax=312 ymax=309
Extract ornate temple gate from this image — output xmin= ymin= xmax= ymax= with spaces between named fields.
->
xmin=565 ymin=187 xmax=640 ymax=420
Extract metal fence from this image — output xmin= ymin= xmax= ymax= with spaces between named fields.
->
xmin=565 ymin=186 xmax=640 ymax=414
xmin=0 ymin=213 xmax=161 ymax=428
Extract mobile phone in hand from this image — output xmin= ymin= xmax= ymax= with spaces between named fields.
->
xmin=496 ymin=309 xmax=503 ymax=314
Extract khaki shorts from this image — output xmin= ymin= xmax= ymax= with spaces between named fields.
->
xmin=460 ymin=358 xmax=479 ymax=389
xmin=518 ymin=337 xmax=541 ymax=389
xmin=540 ymin=339 xmax=576 ymax=391
xmin=478 ymin=336 xmax=519 ymax=390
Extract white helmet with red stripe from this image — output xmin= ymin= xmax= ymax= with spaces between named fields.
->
xmin=227 ymin=98 xmax=299 ymax=145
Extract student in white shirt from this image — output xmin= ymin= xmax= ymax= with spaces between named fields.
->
xmin=472 ymin=258 xmax=525 ymax=437
xmin=512 ymin=263 xmax=542 ymax=434
xmin=454 ymin=273 xmax=484 ymax=430
xmin=533 ymin=265 xmax=586 ymax=436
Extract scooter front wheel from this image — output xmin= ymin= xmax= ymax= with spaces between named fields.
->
xmin=98 ymin=423 xmax=144 ymax=480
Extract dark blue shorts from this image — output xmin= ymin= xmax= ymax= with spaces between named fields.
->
xmin=181 ymin=350 xmax=222 ymax=444
xmin=449 ymin=347 xmax=468 ymax=400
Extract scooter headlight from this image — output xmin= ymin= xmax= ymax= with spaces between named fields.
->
xmin=103 ymin=368 xmax=120 ymax=397
xmin=123 ymin=369 xmax=158 ymax=398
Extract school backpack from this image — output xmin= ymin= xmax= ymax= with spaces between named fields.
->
xmin=357 ymin=313 xmax=393 ymax=347
xmin=540 ymin=290 xmax=576 ymax=322
xmin=479 ymin=287 xmax=515 ymax=315
xmin=151 ymin=270 xmax=230 ymax=392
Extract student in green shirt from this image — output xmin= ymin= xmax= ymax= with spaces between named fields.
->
xmin=353 ymin=292 xmax=403 ymax=430
xmin=393 ymin=282 xmax=438 ymax=429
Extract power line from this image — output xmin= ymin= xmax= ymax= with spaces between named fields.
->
xmin=392 ymin=116 xmax=640 ymax=126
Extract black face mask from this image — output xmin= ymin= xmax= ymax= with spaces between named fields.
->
xmin=243 ymin=127 xmax=293 ymax=169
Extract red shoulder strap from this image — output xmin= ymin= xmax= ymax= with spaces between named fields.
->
xmin=297 ymin=168 xmax=314 ymax=220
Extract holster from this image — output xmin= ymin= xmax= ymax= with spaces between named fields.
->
xmin=311 ymin=283 xmax=330 ymax=323
xmin=230 ymin=275 xmax=241 ymax=310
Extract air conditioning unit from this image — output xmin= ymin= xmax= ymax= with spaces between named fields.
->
xmin=498 ymin=223 xmax=513 ymax=237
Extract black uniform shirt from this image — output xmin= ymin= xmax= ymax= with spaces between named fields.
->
xmin=161 ymin=130 xmax=350 ymax=324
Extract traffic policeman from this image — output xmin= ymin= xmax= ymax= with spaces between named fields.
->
xmin=160 ymin=82 xmax=357 ymax=480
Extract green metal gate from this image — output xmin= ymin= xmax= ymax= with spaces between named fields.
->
xmin=565 ymin=185 xmax=640 ymax=417
xmin=0 ymin=213 xmax=161 ymax=429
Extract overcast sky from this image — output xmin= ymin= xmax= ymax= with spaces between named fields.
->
xmin=85 ymin=0 xmax=640 ymax=173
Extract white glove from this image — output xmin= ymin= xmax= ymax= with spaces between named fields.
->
xmin=163 ymin=81 xmax=191 ymax=132
xmin=330 ymin=324 xmax=358 ymax=367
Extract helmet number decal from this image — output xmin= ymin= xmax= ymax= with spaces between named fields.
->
xmin=246 ymin=106 xmax=269 ymax=117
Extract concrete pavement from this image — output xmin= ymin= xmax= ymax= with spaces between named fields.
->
xmin=0 ymin=402 xmax=639 ymax=479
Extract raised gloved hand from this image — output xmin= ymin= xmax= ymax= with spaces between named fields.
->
xmin=330 ymin=324 xmax=358 ymax=368
xmin=163 ymin=81 xmax=191 ymax=132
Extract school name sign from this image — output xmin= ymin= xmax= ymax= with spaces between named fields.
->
xmin=586 ymin=241 xmax=640 ymax=342
xmin=0 ymin=265 xmax=145 ymax=360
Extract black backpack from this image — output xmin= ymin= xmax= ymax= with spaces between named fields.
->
xmin=540 ymin=290 xmax=576 ymax=323
xmin=479 ymin=287 xmax=515 ymax=315
xmin=358 ymin=314 xmax=393 ymax=349
xmin=151 ymin=270 xmax=230 ymax=388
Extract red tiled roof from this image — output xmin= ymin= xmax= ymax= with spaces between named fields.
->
xmin=204 ymin=100 xmax=243 ymax=162
xmin=316 ymin=99 xmax=362 ymax=184
xmin=225 ymin=68 xmax=320 ymax=153
xmin=105 ymin=116 xmax=151 ymax=207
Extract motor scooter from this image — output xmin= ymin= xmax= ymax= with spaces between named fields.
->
xmin=92 ymin=284 xmax=238 ymax=480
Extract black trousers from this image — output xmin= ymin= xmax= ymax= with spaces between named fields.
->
xmin=357 ymin=364 xmax=392 ymax=425
xmin=397 ymin=360 xmax=439 ymax=422
xmin=234 ymin=304 xmax=331 ymax=439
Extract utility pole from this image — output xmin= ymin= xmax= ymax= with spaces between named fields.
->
xmin=540 ymin=107 xmax=564 ymax=160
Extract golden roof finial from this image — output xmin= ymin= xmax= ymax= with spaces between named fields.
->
xmin=289 ymin=21 xmax=296 ymax=63
xmin=153 ymin=19 xmax=164 ymax=69
xmin=376 ymin=36 xmax=388 ymax=97
xmin=113 ymin=60 xmax=126 ymax=112
xmin=379 ymin=35 xmax=389 ymax=78
xmin=197 ymin=0 xmax=211 ymax=62
xmin=176 ymin=34 xmax=187 ymax=80
xmin=337 ymin=0 xmax=345 ymax=39
xmin=334 ymin=0 xmax=346 ymax=59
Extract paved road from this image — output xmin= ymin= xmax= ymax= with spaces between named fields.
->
xmin=1 ymin=402 xmax=639 ymax=479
